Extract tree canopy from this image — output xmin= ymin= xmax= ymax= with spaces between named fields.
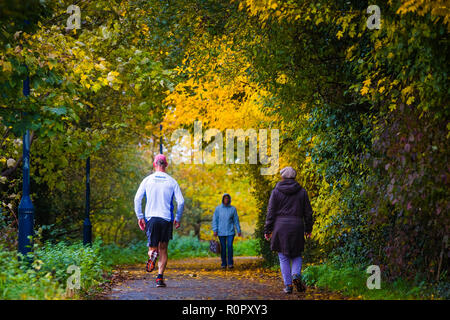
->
xmin=1 ymin=0 xmax=448 ymax=285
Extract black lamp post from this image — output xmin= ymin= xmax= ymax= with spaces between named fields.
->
xmin=18 ymin=71 xmax=35 ymax=256
xmin=83 ymin=156 xmax=92 ymax=245
xmin=160 ymin=124 xmax=163 ymax=154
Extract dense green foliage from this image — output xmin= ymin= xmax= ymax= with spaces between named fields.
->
xmin=1 ymin=0 xmax=186 ymax=244
xmin=302 ymin=262 xmax=450 ymax=300
xmin=224 ymin=0 xmax=449 ymax=285
xmin=0 ymin=239 xmax=106 ymax=299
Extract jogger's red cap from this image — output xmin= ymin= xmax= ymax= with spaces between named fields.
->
xmin=153 ymin=154 xmax=168 ymax=167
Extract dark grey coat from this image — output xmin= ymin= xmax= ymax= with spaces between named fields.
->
xmin=264 ymin=178 xmax=313 ymax=257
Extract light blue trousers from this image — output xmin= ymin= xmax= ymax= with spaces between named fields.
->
xmin=278 ymin=252 xmax=303 ymax=286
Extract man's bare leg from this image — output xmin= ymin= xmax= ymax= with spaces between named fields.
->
xmin=146 ymin=246 xmax=159 ymax=272
xmin=148 ymin=246 xmax=158 ymax=259
xmin=158 ymin=242 xmax=168 ymax=275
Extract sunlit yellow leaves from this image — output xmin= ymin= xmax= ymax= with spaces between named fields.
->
xmin=235 ymin=0 xmax=306 ymax=24
xmin=336 ymin=12 xmax=358 ymax=39
xmin=91 ymin=83 xmax=102 ymax=92
xmin=397 ymin=0 xmax=450 ymax=31
xmin=310 ymin=178 xmax=343 ymax=246
xmin=162 ymin=35 xmax=277 ymax=132
xmin=141 ymin=24 xmax=149 ymax=35
xmin=95 ymin=62 xmax=106 ymax=71
xmin=0 ymin=60 xmax=12 ymax=73
xmin=276 ymin=73 xmax=288 ymax=84
xmin=346 ymin=44 xmax=356 ymax=60
xmin=106 ymin=71 xmax=121 ymax=87
xmin=374 ymin=40 xmax=382 ymax=50
xmin=360 ymin=79 xmax=371 ymax=96
xmin=401 ymin=86 xmax=414 ymax=96
xmin=173 ymin=164 xmax=258 ymax=239
xmin=360 ymin=87 xmax=369 ymax=95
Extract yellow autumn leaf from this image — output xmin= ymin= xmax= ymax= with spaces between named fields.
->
xmin=374 ymin=40 xmax=382 ymax=50
xmin=402 ymin=86 xmax=413 ymax=96
xmin=1 ymin=61 xmax=12 ymax=72
xmin=346 ymin=44 xmax=356 ymax=60
xmin=92 ymin=83 xmax=102 ymax=92
xmin=276 ymin=73 xmax=287 ymax=84
xmin=360 ymin=86 xmax=369 ymax=95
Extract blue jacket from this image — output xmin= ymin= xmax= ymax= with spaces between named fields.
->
xmin=212 ymin=193 xmax=241 ymax=236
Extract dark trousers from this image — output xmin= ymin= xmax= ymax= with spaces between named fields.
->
xmin=218 ymin=235 xmax=234 ymax=267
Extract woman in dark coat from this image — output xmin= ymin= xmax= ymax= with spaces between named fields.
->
xmin=264 ymin=166 xmax=313 ymax=294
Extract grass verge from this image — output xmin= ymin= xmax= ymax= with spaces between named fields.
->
xmin=302 ymin=262 xmax=448 ymax=300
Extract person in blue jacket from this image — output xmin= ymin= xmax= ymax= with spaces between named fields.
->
xmin=212 ymin=193 xmax=242 ymax=269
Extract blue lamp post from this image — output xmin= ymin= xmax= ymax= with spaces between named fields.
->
xmin=83 ymin=156 xmax=92 ymax=245
xmin=18 ymin=72 xmax=35 ymax=256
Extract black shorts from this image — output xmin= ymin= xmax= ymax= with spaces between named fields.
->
xmin=145 ymin=217 xmax=173 ymax=247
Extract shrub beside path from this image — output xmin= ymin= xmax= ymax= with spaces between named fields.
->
xmin=96 ymin=256 xmax=352 ymax=300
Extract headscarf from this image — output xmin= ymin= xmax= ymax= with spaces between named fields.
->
xmin=280 ymin=166 xmax=297 ymax=179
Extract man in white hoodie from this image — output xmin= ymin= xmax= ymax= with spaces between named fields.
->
xmin=134 ymin=154 xmax=184 ymax=287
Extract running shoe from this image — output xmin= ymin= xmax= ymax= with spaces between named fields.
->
xmin=146 ymin=250 xmax=158 ymax=272
xmin=156 ymin=277 xmax=166 ymax=287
